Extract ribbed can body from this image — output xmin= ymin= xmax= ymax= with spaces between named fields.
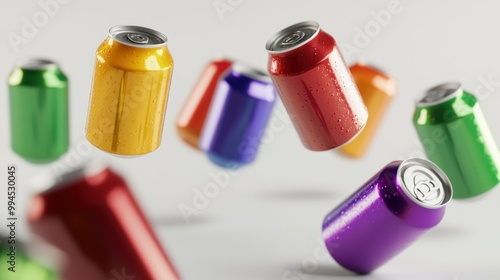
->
xmin=199 ymin=66 xmax=276 ymax=169
xmin=8 ymin=60 xmax=69 ymax=163
xmin=413 ymin=84 xmax=500 ymax=198
xmin=28 ymin=166 xmax=179 ymax=280
xmin=176 ymin=58 xmax=232 ymax=149
xmin=340 ymin=63 xmax=396 ymax=157
xmin=86 ymin=26 xmax=173 ymax=156
xmin=266 ymin=21 xmax=367 ymax=151
xmin=323 ymin=159 xmax=451 ymax=273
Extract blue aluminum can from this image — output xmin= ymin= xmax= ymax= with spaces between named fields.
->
xmin=199 ymin=64 xmax=277 ymax=169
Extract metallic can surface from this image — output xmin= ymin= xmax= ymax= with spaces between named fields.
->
xmin=176 ymin=58 xmax=232 ymax=149
xmin=199 ymin=64 xmax=277 ymax=169
xmin=8 ymin=59 xmax=69 ymax=163
xmin=322 ymin=158 xmax=452 ymax=274
xmin=340 ymin=63 xmax=396 ymax=158
xmin=28 ymin=163 xmax=179 ymax=280
xmin=0 ymin=239 xmax=59 ymax=280
xmin=266 ymin=21 xmax=368 ymax=151
xmin=413 ymin=82 xmax=500 ymax=199
xmin=86 ymin=25 xmax=173 ymax=156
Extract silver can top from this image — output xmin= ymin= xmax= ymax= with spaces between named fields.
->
xmin=232 ymin=62 xmax=272 ymax=83
xmin=19 ymin=58 xmax=58 ymax=70
xmin=397 ymin=158 xmax=452 ymax=209
xmin=109 ymin=25 xmax=167 ymax=48
xmin=265 ymin=21 xmax=320 ymax=54
xmin=52 ymin=159 xmax=108 ymax=190
xmin=417 ymin=82 xmax=461 ymax=106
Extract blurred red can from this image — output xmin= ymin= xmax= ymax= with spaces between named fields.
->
xmin=266 ymin=21 xmax=368 ymax=151
xmin=28 ymin=163 xmax=179 ymax=280
xmin=176 ymin=58 xmax=232 ymax=149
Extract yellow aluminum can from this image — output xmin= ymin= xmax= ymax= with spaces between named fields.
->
xmin=86 ymin=25 xmax=173 ymax=156
xmin=340 ymin=63 xmax=396 ymax=158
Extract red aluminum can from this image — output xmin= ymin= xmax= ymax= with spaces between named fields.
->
xmin=176 ymin=58 xmax=232 ymax=149
xmin=27 ymin=163 xmax=179 ymax=280
xmin=266 ymin=21 xmax=368 ymax=151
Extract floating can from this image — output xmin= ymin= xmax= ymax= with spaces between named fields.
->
xmin=340 ymin=63 xmax=396 ymax=157
xmin=176 ymin=58 xmax=232 ymax=149
xmin=86 ymin=25 xmax=174 ymax=156
xmin=199 ymin=63 xmax=277 ymax=169
xmin=413 ymin=82 xmax=500 ymax=199
xmin=28 ymin=163 xmax=179 ymax=280
xmin=322 ymin=158 xmax=452 ymax=274
xmin=0 ymin=238 xmax=59 ymax=280
xmin=8 ymin=59 xmax=69 ymax=163
xmin=266 ymin=21 xmax=368 ymax=151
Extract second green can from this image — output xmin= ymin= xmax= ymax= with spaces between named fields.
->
xmin=8 ymin=59 xmax=69 ymax=163
xmin=413 ymin=82 xmax=500 ymax=199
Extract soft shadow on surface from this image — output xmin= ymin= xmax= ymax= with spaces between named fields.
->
xmin=308 ymin=264 xmax=359 ymax=277
xmin=281 ymin=263 xmax=381 ymax=279
xmin=425 ymin=225 xmax=467 ymax=239
xmin=153 ymin=215 xmax=214 ymax=227
xmin=257 ymin=189 xmax=337 ymax=201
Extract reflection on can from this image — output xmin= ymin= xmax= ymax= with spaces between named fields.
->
xmin=177 ymin=58 xmax=232 ymax=149
xmin=8 ymin=59 xmax=69 ymax=163
xmin=28 ymin=162 xmax=179 ymax=280
xmin=323 ymin=158 xmax=452 ymax=274
xmin=413 ymin=82 xmax=500 ymax=199
xmin=86 ymin=25 xmax=173 ymax=156
xmin=266 ymin=21 xmax=368 ymax=151
xmin=199 ymin=63 xmax=277 ymax=169
xmin=340 ymin=63 xmax=396 ymax=158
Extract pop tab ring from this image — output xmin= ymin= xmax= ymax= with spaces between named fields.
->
xmin=397 ymin=158 xmax=453 ymax=209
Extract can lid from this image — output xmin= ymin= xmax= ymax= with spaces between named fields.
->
xmin=19 ymin=58 xmax=58 ymax=70
xmin=232 ymin=62 xmax=272 ymax=83
xmin=265 ymin=21 xmax=320 ymax=54
xmin=109 ymin=25 xmax=168 ymax=48
xmin=52 ymin=159 xmax=108 ymax=190
xmin=397 ymin=158 xmax=452 ymax=209
xmin=417 ymin=82 xmax=461 ymax=106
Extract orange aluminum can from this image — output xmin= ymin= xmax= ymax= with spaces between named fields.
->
xmin=340 ymin=63 xmax=396 ymax=158
xmin=176 ymin=58 xmax=232 ymax=149
xmin=86 ymin=25 xmax=174 ymax=156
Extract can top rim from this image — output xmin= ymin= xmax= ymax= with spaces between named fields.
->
xmin=51 ymin=159 xmax=108 ymax=190
xmin=18 ymin=59 xmax=58 ymax=70
xmin=266 ymin=21 xmax=320 ymax=54
xmin=417 ymin=82 xmax=461 ymax=107
xmin=397 ymin=158 xmax=453 ymax=209
xmin=109 ymin=25 xmax=168 ymax=48
xmin=232 ymin=62 xmax=272 ymax=83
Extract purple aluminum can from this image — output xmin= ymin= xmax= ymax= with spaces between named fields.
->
xmin=322 ymin=158 xmax=452 ymax=274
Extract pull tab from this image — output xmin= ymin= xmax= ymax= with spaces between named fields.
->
xmin=281 ymin=30 xmax=305 ymax=47
xmin=127 ymin=33 xmax=149 ymax=44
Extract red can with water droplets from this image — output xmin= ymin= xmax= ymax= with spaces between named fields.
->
xmin=28 ymin=163 xmax=179 ymax=280
xmin=266 ymin=21 xmax=368 ymax=151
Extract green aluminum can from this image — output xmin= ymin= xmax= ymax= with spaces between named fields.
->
xmin=8 ymin=59 xmax=69 ymax=163
xmin=413 ymin=82 xmax=500 ymax=199
xmin=0 ymin=240 xmax=59 ymax=280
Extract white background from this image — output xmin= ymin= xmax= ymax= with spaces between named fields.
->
xmin=1 ymin=0 xmax=500 ymax=279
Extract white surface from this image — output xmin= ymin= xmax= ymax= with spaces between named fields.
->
xmin=1 ymin=0 xmax=500 ymax=279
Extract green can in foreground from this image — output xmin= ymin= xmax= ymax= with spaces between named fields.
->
xmin=413 ymin=82 xmax=500 ymax=199
xmin=8 ymin=59 xmax=69 ymax=163
xmin=0 ymin=241 xmax=59 ymax=280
